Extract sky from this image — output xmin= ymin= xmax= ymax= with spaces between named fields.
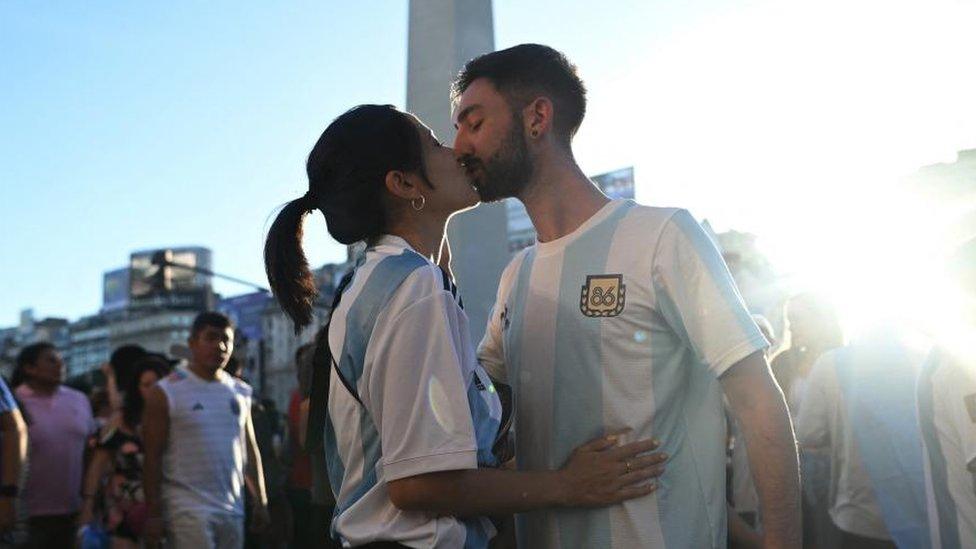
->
xmin=2 ymin=0 xmax=975 ymax=336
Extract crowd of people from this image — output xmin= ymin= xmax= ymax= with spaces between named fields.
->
xmin=0 ymin=313 xmax=342 ymax=548
xmin=0 ymin=43 xmax=972 ymax=549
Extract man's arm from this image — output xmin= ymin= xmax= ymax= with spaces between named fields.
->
xmin=0 ymin=409 xmax=26 ymax=532
xmin=721 ymin=351 xmax=801 ymax=549
xmin=142 ymin=385 xmax=169 ymax=547
xmin=244 ymin=412 xmax=270 ymax=532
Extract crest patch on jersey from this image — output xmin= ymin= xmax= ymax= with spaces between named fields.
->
xmin=230 ymin=397 xmax=241 ymax=417
xmin=580 ymin=274 xmax=626 ymax=318
xmin=965 ymin=393 xmax=976 ymax=423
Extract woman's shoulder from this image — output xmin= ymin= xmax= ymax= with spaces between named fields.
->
xmin=358 ymin=247 xmax=448 ymax=303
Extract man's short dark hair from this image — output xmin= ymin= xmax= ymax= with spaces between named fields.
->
xmin=13 ymin=342 xmax=56 ymax=388
xmin=452 ymin=44 xmax=587 ymax=146
xmin=16 ymin=342 xmax=55 ymax=369
xmin=190 ymin=311 xmax=234 ymax=338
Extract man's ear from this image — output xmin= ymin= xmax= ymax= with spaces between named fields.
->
xmin=524 ymin=96 xmax=554 ymax=139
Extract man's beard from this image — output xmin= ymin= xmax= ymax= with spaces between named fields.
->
xmin=466 ymin=117 xmax=533 ymax=203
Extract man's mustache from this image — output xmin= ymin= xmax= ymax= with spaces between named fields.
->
xmin=457 ymin=155 xmax=481 ymax=169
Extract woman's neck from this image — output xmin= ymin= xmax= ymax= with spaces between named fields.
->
xmin=386 ymin=213 xmax=448 ymax=262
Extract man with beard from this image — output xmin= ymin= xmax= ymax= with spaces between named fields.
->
xmin=452 ymin=44 xmax=801 ymax=549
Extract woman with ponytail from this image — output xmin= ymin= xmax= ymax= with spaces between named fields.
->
xmin=265 ymin=105 xmax=665 ymax=548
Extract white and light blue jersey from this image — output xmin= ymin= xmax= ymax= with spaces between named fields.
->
xmin=918 ymin=347 xmax=976 ymax=549
xmin=324 ymin=235 xmax=503 ymax=548
xmin=478 ymin=200 xmax=768 ymax=548
xmin=796 ymin=338 xmax=929 ymax=546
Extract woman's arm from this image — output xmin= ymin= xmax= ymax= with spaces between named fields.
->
xmin=78 ymin=447 xmax=112 ymax=525
xmin=388 ymin=434 xmax=665 ymax=516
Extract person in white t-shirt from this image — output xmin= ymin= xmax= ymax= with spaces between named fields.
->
xmin=263 ymin=105 xmax=666 ymax=548
xmin=451 ymin=44 xmax=800 ymax=549
xmin=918 ymin=238 xmax=976 ymax=549
xmin=796 ymin=331 xmax=929 ymax=548
xmin=143 ymin=312 xmax=270 ymax=549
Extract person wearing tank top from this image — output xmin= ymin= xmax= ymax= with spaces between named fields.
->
xmin=142 ymin=312 xmax=270 ymax=549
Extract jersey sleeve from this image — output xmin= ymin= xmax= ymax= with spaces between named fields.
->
xmin=477 ymin=297 xmax=507 ymax=383
xmin=366 ymin=289 xmax=478 ymax=482
xmin=795 ymin=354 xmax=834 ymax=449
xmin=651 ymin=209 xmax=769 ymax=377
xmin=476 ymin=254 xmax=524 ymax=384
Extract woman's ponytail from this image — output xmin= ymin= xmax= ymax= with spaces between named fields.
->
xmin=264 ymin=196 xmax=318 ymax=332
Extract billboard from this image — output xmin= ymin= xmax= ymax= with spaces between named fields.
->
xmin=218 ymin=292 xmax=271 ymax=341
xmin=102 ymin=268 xmax=130 ymax=312
xmin=129 ymin=247 xmax=213 ymax=310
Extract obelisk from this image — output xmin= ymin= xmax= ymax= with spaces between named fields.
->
xmin=407 ymin=0 xmax=510 ymax=343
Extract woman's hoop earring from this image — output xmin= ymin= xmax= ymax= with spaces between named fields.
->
xmin=411 ymin=195 xmax=426 ymax=211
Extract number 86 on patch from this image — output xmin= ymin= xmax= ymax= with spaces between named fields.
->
xmin=580 ymin=274 xmax=626 ymax=317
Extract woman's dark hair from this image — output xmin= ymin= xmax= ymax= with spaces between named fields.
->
xmin=123 ymin=355 xmax=168 ymax=430
xmin=264 ymin=104 xmax=427 ymax=331
xmin=110 ymin=344 xmax=148 ymax=396
xmin=12 ymin=342 xmax=56 ymax=388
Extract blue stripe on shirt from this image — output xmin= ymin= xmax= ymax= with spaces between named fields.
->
xmin=918 ymin=350 xmax=960 ymax=548
xmin=550 ymin=201 xmax=633 ymax=548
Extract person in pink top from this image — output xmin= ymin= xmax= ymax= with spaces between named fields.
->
xmin=13 ymin=342 xmax=96 ymax=549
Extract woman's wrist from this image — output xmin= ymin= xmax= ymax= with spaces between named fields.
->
xmin=543 ymin=470 xmax=571 ymax=508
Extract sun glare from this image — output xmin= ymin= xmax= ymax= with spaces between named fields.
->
xmin=576 ymin=0 xmax=976 ymax=343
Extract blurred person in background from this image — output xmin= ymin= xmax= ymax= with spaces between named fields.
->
xmin=283 ymin=343 xmax=331 ymax=549
xmin=291 ymin=342 xmax=340 ymax=549
xmin=79 ymin=355 xmax=169 ymax=548
xmin=796 ymin=328 xmax=929 ymax=548
xmin=103 ymin=346 xmax=150 ymax=419
xmin=13 ymin=342 xmax=96 ymax=548
xmin=918 ymin=237 xmax=976 ymax=548
xmin=227 ymin=357 xmax=292 ymax=549
xmin=142 ymin=312 xmax=269 ymax=549
xmin=0 ymin=373 xmax=27 ymax=542
xmin=771 ymin=292 xmax=845 ymax=548
xmin=771 ymin=293 xmax=846 ymax=413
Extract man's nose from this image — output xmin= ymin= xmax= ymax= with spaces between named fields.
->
xmin=452 ymin=130 xmax=471 ymax=157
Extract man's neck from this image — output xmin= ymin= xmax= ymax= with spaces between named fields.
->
xmin=520 ymin=156 xmax=610 ymax=243
xmin=25 ymin=379 xmax=58 ymax=396
xmin=188 ymin=361 xmax=220 ymax=381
